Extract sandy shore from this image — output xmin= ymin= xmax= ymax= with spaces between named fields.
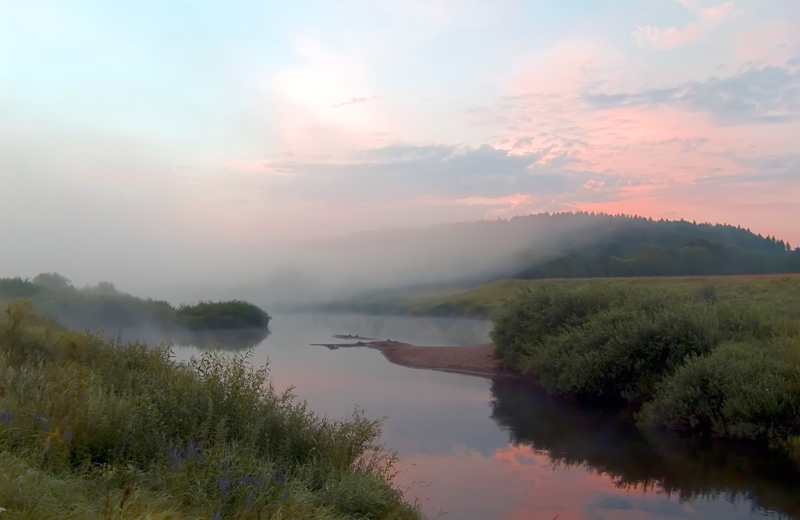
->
xmin=314 ymin=340 xmax=519 ymax=378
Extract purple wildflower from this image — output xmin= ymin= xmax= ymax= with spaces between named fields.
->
xmin=219 ymin=472 xmax=232 ymax=496
xmin=271 ymin=469 xmax=288 ymax=485
xmin=0 ymin=410 xmax=12 ymax=425
xmin=35 ymin=415 xmax=49 ymax=433
xmin=183 ymin=440 xmax=201 ymax=461
xmin=168 ymin=447 xmax=181 ymax=470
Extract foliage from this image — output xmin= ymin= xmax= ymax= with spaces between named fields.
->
xmin=0 ymin=275 xmax=271 ymax=342
xmin=177 ymin=300 xmax=271 ymax=330
xmin=490 ymin=284 xmax=800 ymax=450
xmin=639 ymin=337 xmax=800 ymax=441
xmin=511 ymin=214 xmax=800 ymax=279
xmin=0 ymin=302 xmax=421 ymax=519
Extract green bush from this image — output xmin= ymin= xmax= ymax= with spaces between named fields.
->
xmin=491 ymin=284 xmax=622 ymax=368
xmin=490 ymin=284 xmax=800 ymax=449
xmin=638 ymin=337 xmax=800 ymax=441
xmin=492 ymin=285 xmax=795 ymax=402
xmin=176 ymin=300 xmax=271 ymax=330
xmin=0 ymin=303 xmax=420 ymax=520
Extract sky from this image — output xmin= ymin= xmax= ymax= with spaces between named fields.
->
xmin=1 ymin=0 xmax=799 ymax=286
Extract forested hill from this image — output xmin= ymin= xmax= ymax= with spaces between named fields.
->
xmin=510 ymin=215 xmax=800 ymax=278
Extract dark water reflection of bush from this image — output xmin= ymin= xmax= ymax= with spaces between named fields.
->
xmin=90 ymin=326 xmax=271 ymax=352
xmin=489 ymin=377 xmax=800 ymax=519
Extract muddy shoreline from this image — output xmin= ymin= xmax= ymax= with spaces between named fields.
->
xmin=313 ymin=340 xmax=521 ymax=378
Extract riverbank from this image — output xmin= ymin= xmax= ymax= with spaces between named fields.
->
xmin=491 ymin=283 xmax=800 ymax=457
xmin=0 ymin=302 xmax=421 ymax=520
xmin=320 ymin=282 xmax=800 ymax=464
xmin=315 ymin=340 xmax=517 ymax=378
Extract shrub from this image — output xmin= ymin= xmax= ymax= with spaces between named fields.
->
xmin=491 ymin=284 xmax=624 ymax=367
xmin=176 ymin=300 xmax=271 ymax=330
xmin=490 ymin=284 xmax=800 ymax=448
xmin=491 ymin=285 xmax=798 ymax=402
xmin=638 ymin=337 xmax=800 ymax=441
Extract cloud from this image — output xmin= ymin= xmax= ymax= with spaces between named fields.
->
xmin=585 ymin=65 xmax=800 ymax=125
xmin=647 ymin=136 xmax=711 ymax=152
xmin=454 ymin=193 xmax=535 ymax=207
xmin=332 ymin=96 xmax=370 ymax=107
xmin=708 ymin=152 xmax=800 ymax=183
xmin=632 ymin=1 xmax=733 ymax=49
xmin=262 ymin=143 xmax=626 ymax=210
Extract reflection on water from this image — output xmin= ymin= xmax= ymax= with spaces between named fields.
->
xmin=150 ymin=313 xmax=799 ymax=520
xmin=489 ymin=377 xmax=800 ymax=519
xmin=177 ymin=328 xmax=271 ymax=351
xmin=93 ymin=326 xmax=271 ymax=351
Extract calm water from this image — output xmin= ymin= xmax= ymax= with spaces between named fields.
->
xmin=160 ymin=313 xmax=800 ymax=520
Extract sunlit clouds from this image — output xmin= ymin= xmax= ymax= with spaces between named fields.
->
xmin=632 ymin=1 xmax=734 ymax=49
xmin=1 ymin=0 xmax=799 ymax=284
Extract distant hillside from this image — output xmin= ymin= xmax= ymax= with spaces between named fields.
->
xmin=281 ymin=212 xmax=800 ymax=311
xmin=238 ymin=212 xmax=800 ymax=308
xmin=510 ymin=215 xmax=800 ymax=278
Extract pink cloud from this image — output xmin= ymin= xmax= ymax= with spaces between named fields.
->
xmin=455 ymin=193 xmax=535 ymax=207
xmin=632 ymin=1 xmax=733 ymax=49
xmin=574 ymin=180 xmax=800 ymax=245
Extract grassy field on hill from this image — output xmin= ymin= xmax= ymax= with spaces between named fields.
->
xmin=320 ymin=274 xmax=800 ymax=320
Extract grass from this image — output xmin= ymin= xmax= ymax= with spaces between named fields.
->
xmin=320 ymin=274 xmax=800 ymax=320
xmin=0 ymin=301 xmax=422 ymax=520
xmin=489 ymin=283 xmax=800 ymax=457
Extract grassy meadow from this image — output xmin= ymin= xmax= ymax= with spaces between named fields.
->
xmin=0 ymin=302 xmax=422 ymax=520
xmin=323 ymin=274 xmax=800 ymax=320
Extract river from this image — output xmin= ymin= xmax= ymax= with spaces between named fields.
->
xmin=164 ymin=313 xmax=800 ymax=520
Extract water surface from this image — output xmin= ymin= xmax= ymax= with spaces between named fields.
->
xmin=164 ymin=313 xmax=800 ymax=520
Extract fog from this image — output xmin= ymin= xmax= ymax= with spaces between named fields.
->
xmin=226 ymin=214 xmax=628 ymax=309
xmin=1 ymin=207 xmax=626 ymax=309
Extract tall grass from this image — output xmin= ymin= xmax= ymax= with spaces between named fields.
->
xmin=490 ymin=285 xmax=800 ymax=451
xmin=0 ymin=302 xmax=422 ymax=519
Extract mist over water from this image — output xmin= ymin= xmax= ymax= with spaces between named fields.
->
xmin=1 ymin=213 xmax=627 ymax=307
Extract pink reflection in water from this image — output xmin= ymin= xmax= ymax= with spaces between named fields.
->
xmin=394 ymin=444 xmax=684 ymax=520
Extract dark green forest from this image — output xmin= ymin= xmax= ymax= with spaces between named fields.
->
xmin=509 ymin=214 xmax=800 ymax=278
